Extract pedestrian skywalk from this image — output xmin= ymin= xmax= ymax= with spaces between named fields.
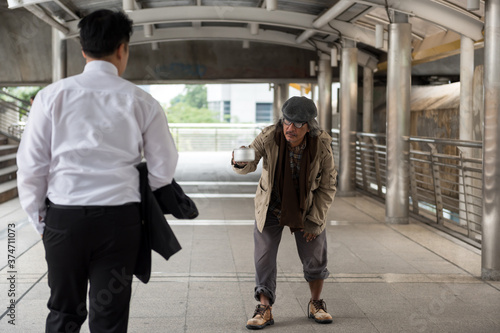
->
xmin=0 ymin=152 xmax=499 ymax=332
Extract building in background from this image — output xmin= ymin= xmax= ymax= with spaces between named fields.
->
xmin=207 ymin=84 xmax=274 ymax=123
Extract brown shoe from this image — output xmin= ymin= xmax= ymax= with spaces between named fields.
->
xmin=246 ymin=304 xmax=274 ymax=330
xmin=308 ymin=299 xmax=333 ymax=324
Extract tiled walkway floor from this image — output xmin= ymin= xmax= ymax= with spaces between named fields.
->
xmin=1 ymin=152 xmax=499 ymax=332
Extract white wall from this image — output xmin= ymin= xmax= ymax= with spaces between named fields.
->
xmin=207 ymin=84 xmax=274 ymax=123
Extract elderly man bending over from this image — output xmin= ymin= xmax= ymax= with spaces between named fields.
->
xmin=232 ymin=96 xmax=337 ymax=330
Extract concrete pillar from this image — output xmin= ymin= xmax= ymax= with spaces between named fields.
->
xmin=482 ymin=0 xmax=500 ymax=281
xmin=318 ymin=54 xmax=332 ymax=135
xmin=273 ymin=83 xmax=288 ymax=123
xmin=385 ymin=14 xmax=411 ymax=224
xmin=338 ymin=40 xmax=358 ymax=196
xmin=363 ymin=67 xmax=374 ymax=133
xmin=52 ymin=27 xmax=67 ymax=82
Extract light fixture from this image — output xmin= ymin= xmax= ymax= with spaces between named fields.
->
xmin=123 ymin=0 xmax=135 ymax=12
xmin=375 ymin=24 xmax=384 ymax=49
xmin=467 ymin=0 xmax=480 ymax=11
xmin=266 ymin=0 xmax=277 ymax=11
xmin=144 ymin=24 xmax=153 ymax=38
xmin=310 ymin=60 xmax=317 ymax=76
xmin=151 ymin=42 xmax=159 ymax=51
xmin=243 ymin=40 xmax=250 ymax=49
xmin=330 ymin=47 xmax=338 ymax=67
xmin=250 ymin=23 xmax=259 ymax=35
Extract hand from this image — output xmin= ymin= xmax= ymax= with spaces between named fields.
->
xmin=302 ymin=231 xmax=317 ymax=242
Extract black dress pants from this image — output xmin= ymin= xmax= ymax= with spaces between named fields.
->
xmin=42 ymin=203 xmax=141 ymax=333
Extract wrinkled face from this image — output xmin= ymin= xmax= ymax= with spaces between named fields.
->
xmin=283 ymin=118 xmax=309 ymax=147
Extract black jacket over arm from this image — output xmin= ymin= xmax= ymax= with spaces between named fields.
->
xmin=134 ymin=162 xmax=198 ymax=283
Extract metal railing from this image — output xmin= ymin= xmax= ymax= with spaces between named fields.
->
xmin=168 ymin=123 xmax=270 ymax=152
xmin=0 ymin=90 xmax=30 ymax=140
xmin=332 ymin=129 xmax=483 ymax=246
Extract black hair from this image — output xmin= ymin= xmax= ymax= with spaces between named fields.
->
xmin=78 ymin=9 xmax=133 ymax=58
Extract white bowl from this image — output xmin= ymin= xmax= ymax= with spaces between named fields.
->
xmin=233 ymin=147 xmax=255 ymax=162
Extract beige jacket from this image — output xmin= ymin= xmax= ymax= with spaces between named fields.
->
xmin=233 ymin=124 xmax=337 ymax=235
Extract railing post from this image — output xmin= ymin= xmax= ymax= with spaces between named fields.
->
xmin=175 ymin=128 xmax=180 ymax=150
xmin=370 ymin=137 xmax=383 ymax=197
xmin=215 ymin=128 xmax=218 ymax=152
xmin=428 ymin=143 xmax=444 ymax=225
xmin=458 ymin=149 xmax=472 ymax=237
xmin=357 ymin=135 xmax=368 ymax=191
xmin=409 ymin=147 xmax=420 ymax=214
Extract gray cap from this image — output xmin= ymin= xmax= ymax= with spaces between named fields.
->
xmin=281 ymin=96 xmax=317 ymax=123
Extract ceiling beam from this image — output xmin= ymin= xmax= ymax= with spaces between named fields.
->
xmin=64 ymin=6 xmax=377 ymax=48
xmin=357 ymin=0 xmax=483 ymax=41
xmin=129 ymin=26 xmax=379 ymax=70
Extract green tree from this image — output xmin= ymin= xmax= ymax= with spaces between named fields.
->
xmin=1 ymin=86 xmax=42 ymax=120
xmin=166 ymin=85 xmax=217 ymax=123
xmin=2 ymin=86 xmax=42 ymax=103
xmin=166 ymin=102 xmax=218 ymax=123
xmin=170 ymin=85 xmax=208 ymax=109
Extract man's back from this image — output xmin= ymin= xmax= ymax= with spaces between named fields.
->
xmin=18 ymin=61 xmax=177 ymax=233
xmin=36 ymin=61 xmax=159 ymax=205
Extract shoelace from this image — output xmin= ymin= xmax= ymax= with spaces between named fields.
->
xmin=310 ymin=299 xmax=327 ymax=313
xmin=253 ymin=305 xmax=269 ymax=318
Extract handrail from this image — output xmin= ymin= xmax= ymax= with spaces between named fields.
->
xmin=0 ymin=92 xmax=30 ymax=140
xmin=331 ymin=130 xmax=483 ymax=247
xmin=0 ymin=90 xmax=31 ymax=107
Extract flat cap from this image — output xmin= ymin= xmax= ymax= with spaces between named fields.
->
xmin=281 ymin=96 xmax=317 ymax=123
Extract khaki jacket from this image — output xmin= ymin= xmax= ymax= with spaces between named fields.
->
xmin=233 ymin=124 xmax=337 ymax=235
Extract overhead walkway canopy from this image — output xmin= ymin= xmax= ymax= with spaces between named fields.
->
xmin=0 ymin=0 xmax=485 ymax=85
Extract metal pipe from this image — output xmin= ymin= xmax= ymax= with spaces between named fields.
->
xmin=482 ymin=0 xmax=500 ymax=281
xmin=460 ymin=35 xmax=475 ymax=143
xmin=318 ymin=54 xmax=332 ymax=135
xmin=338 ymin=44 xmax=358 ymax=196
xmin=460 ymin=35 xmax=474 ymax=225
xmin=273 ymin=83 xmax=288 ymax=123
xmin=467 ymin=0 xmax=480 ymax=11
xmin=385 ymin=20 xmax=412 ymax=224
xmin=25 ymin=4 xmax=69 ymax=35
xmin=312 ymin=0 xmax=353 ymax=28
xmin=363 ymin=67 xmax=373 ymax=133
xmin=296 ymin=29 xmax=316 ymax=44
xmin=375 ymin=24 xmax=384 ymax=49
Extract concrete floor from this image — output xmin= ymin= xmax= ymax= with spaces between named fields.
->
xmin=1 ymin=151 xmax=499 ymax=332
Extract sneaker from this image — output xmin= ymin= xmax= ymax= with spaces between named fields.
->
xmin=308 ymin=299 xmax=333 ymax=324
xmin=246 ymin=304 xmax=274 ymax=330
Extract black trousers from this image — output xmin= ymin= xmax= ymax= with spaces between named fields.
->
xmin=43 ymin=203 xmax=141 ymax=333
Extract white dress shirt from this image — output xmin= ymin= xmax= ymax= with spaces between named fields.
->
xmin=17 ymin=61 xmax=178 ymax=234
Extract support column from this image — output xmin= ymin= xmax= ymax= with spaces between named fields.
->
xmin=482 ymin=0 xmax=500 ymax=281
xmin=338 ymin=40 xmax=358 ymax=196
xmin=460 ymin=36 xmax=474 ymax=142
xmin=459 ymin=35 xmax=475 ymax=225
xmin=385 ymin=14 xmax=411 ymax=224
xmin=52 ymin=27 xmax=67 ymax=82
xmin=363 ymin=67 xmax=374 ymax=133
xmin=318 ymin=54 xmax=332 ymax=135
xmin=273 ymin=83 xmax=288 ymax=123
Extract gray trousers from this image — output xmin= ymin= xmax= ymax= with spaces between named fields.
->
xmin=253 ymin=211 xmax=329 ymax=305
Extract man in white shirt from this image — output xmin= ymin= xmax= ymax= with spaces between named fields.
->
xmin=16 ymin=9 xmax=178 ymax=333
